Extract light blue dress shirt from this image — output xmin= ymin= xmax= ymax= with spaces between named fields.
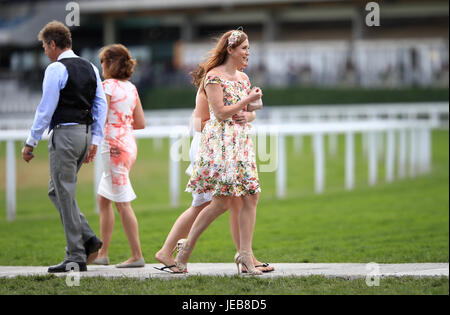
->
xmin=26 ymin=50 xmax=107 ymax=147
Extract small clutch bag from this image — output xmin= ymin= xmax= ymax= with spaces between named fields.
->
xmin=247 ymin=97 xmax=263 ymax=112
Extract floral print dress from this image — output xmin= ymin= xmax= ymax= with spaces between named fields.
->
xmin=185 ymin=75 xmax=261 ymax=196
xmin=97 ymin=79 xmax=138 ymax=202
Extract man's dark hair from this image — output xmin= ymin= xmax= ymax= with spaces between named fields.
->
xmin=38 ymin=20 xmax=72 ymax=49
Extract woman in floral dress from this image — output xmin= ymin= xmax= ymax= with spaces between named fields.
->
xmin=155 ymin=87 xmax=273 ymax=274
xmin=175 ymin=29 xmax=264 ymax=275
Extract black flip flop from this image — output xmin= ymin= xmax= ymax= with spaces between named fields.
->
xmin=153 ymin=265 xmax=185 ymax=274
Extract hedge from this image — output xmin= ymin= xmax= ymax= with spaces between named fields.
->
xmin=141 ymin=86 xmax=449 ymax=109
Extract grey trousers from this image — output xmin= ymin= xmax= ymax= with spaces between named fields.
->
xmin=48 ymin=124 xmax=96 ymax=262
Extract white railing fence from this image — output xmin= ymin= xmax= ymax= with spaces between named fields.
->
xmin=0 ymin=119 xmax=437 ymax=221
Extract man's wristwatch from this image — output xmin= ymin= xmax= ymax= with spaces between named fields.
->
xmin=24 ymin=142 xmax=34 ymax=149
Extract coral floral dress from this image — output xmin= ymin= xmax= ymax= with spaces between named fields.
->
xmin=186 ymin=75 xmax=261 ymax=196
xmin=97 ymin=79 xmax=138 ymax=202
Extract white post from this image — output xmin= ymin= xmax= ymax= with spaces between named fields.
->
xmin=169 ymin=135 xmax=180 ymax=207
xmin=409 ymin=129 xmax=417 ymax=178
xmin=94 ymin=151 xmax=102 ymax=214
xmin=6 ymin=140 xmax=16 ymax=221
xmin=368 ymin=131 xmax=377 ymax=186
xmin=276 ymin=134 xmax=286 ymax=198
xmin=417 ymin=128 xmax=425 ymax=174
xmin=313 ymin=133 xmax=325 ymax=194
xmin=398 ymin=129 xmax=407 ymax=179
xmin=418 ymin=128 xmax=432 ymax=174
xmin=385 ymin=130 xmax=395 ymax=182
xmin=345 ymin=131 xmax=354 ymax=190
xmin=424 ymin=128 xmax=432 ymax=173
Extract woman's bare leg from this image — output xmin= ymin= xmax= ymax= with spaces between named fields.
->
xmin=175 ymin=196 xmax=231 ymax=268
xmin=233 ymin=193 xmax=262 ymax=274
xmin=239 ymin=193 xmax=259 ymax=253
xmin=115 ymin=201 xmax=143 ymax=263
xmin=155 ymin=202 xmax=210 ymax=270
xmin=97 ymin=195 xmax=114 ymax=259
xmin=229 ymin=197 xmax=268 ymax=269
xmin=229 ymin=197 xmax=242 ymax=251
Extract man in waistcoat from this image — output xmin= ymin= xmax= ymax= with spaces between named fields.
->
xmin=22 ymin=21 xmax=107 ymax=273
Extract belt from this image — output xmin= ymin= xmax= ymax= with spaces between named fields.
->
xmin=55 ymin=124 xmax=90 ymax=133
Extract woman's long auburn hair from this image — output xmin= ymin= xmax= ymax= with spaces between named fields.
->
xmin=190 ymin=30 xmax=248 ymax=93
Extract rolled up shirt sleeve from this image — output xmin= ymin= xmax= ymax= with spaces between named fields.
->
xmin=90 ymin=64 xmax=107 ymax=146
xmin=26 ymin=63 xmax=66 ymax=147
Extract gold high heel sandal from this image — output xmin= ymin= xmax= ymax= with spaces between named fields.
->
xmin=234 ymin=251 xmax=263 ymax=276
xmin=235 ymin=252 xmax=275 ymax=273
xmin=169 ymin=238 xmax=187 ymax=257
xmin=176 ymin=238 xmax=187 ymax=254
xmin=174 ymin=239 xmax=191 ymax=273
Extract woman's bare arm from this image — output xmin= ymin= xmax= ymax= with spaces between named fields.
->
xmin=239 ymin=71 xmax=257 ymax=123
xmin=132 ymin=96 xmax=146 ymax=130
xmin=105 ymin=94 xmax=111 ymax=113
xmin=245 ymin=111 xmax=256 ymax=122
xmin=206 ymin=83 xmax=260 ymax=122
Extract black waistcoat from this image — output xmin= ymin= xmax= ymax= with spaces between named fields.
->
xmin=50 ymin=57 xmax=97 ymax=128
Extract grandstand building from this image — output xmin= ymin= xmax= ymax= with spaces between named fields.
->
xmin=0 ymin=0 xmax=448 ymax=112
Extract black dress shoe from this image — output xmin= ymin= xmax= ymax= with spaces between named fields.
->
xmin=48 ymin=260 xmax=87 ymax=273
xmin=84 ymin=236 xmax=103 ymax=264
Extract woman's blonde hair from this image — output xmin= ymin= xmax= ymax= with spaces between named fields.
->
xmin=190 ymin=29 xmax=248 ymax=93
xmin=99 ymin=44 xmax=137 ymax=80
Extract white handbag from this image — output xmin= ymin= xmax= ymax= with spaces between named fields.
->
xmin=247 ymin=97 xmax=263 ymax=111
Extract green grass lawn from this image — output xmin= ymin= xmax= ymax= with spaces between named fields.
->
xmin=0 ymin=275 xmax=448 ymax=295
xmin=0 ymin=130 xmax=448 ymax=294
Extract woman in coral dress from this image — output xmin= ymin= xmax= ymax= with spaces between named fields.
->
xmin=94 ymin=44 xmax=146 ymax=268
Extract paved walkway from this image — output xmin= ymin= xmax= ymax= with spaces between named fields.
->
xmin=0 ymin=263 xmax=448 ymax=280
